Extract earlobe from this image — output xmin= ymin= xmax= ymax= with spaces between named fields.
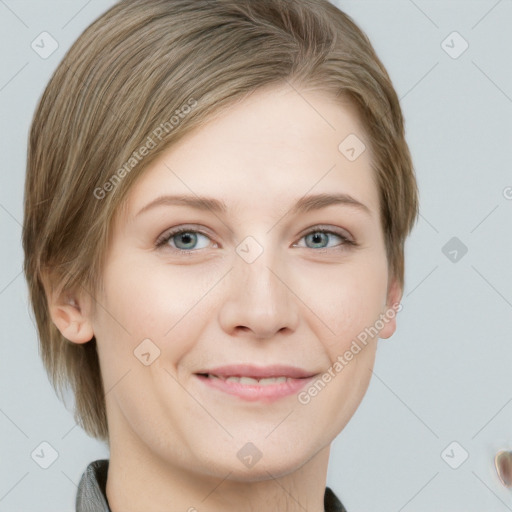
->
xmin=379 ymin=276 xmax=402 ymax=340
xmin=43 ymin=276 xmax=94 ymax=344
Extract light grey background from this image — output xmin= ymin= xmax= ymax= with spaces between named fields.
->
xmin=1 ymin=1 xmax=511 ymax=511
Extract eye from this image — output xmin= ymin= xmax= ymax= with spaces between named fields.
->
xmin=155 ymin=226 xmax=215 ymax=252
xmin=294 ymin=227 xmax=355 ymax=251
xmin=155 ymin=225 xmax=356 ymax=253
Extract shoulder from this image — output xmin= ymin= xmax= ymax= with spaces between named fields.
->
xmin=325 ymin=486 xmax=348 ymax=512
xmin=76 ymin=459 xmax=111 ymax=512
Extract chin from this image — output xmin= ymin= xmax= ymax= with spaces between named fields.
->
xmin=220 ymin=457 xmax=308 ymax=483
xmin=221 ymin=442 xmax=317 ymax=482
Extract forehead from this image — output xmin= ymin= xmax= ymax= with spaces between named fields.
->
xmin=122 ymin=83 xmax=378 ymax=221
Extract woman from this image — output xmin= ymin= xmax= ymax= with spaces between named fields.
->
xmin=23 ymin=1 xmax=419 ymax=510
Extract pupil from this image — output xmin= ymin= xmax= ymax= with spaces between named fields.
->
xmin=178 ymin=232 xmax=195 ymax=248
xmin=310 ymin=232 xmax=325 ymax=247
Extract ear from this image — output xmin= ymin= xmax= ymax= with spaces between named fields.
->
xmin=378 ymin=275 xmax=402 ymax=340
xmin=42 ymin=273 xmax=94 ymax=344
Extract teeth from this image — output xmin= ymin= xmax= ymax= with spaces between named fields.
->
xmin=257 ymin=377 xmax=288 ymax=385
xmin=208 ymin=375 xmax=290 ymax=385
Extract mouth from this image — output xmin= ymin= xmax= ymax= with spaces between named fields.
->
xmin=197 ymin=374 xmax=298 ymax=385
xmin=194 ymin=363 xmax=317 ymax=380
xmin=193 ymin=364 xmax=318 ymax=402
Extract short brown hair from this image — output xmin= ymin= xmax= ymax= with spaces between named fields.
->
xmin=23 ymin=0 xmax=419 ymax=441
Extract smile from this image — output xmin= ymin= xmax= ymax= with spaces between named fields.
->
xmin=205 ymin=374 xmax=293 ymax=385
xmin=194 ymin=372 xmax=317 ymax=402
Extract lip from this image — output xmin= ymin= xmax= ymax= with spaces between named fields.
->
xmin=195 ymin=364 xmax=316 ymax=379
xmin=194 ymin=364 xmax=318 ymax=402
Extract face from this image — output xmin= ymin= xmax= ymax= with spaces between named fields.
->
xmin=84 ymin=83 xmax=400 ymax=480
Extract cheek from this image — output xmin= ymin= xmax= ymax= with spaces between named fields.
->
xmin=295 ymin=253 xmax=389 ymax=351
xmin=97 ymin=259 xmax=218 ymax=357
xmin=96 ymin=242 xmax=388 ymax=362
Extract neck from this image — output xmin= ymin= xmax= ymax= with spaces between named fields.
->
xmin=105 ymin=421 xmax=331 ymax=512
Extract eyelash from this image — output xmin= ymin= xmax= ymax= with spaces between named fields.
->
xmin=155 ymin=225 xmax=357 ymax=254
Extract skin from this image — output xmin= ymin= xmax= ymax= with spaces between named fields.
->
xmin=48 ymin=82 xmax=401 ymax=512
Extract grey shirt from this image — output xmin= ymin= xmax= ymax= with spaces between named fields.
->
xmin=76 ymin=459 xmax=348 ymax=512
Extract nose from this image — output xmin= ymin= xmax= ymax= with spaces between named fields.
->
xmin=217 ymin=246 xmax=300 ymax=339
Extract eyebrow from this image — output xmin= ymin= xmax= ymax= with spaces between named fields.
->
xmin=135 ymin=192 xmax=372 ymax=217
